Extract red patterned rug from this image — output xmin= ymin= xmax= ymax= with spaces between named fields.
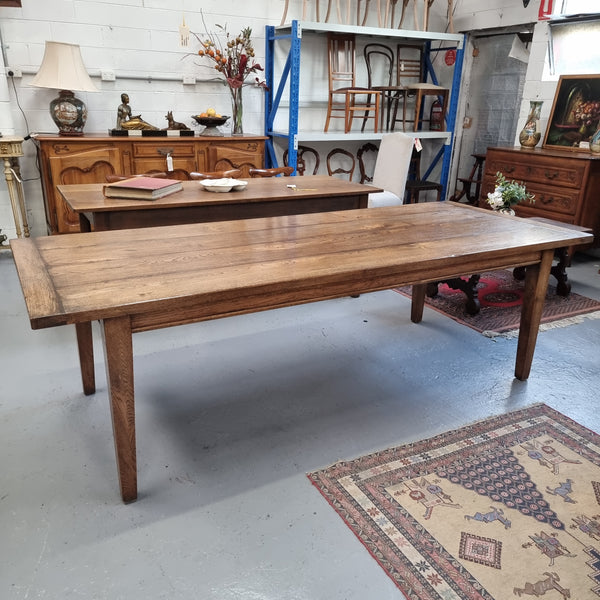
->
xmin=308 ymin=404 xmax=600 ymax=599
xmin=395 ymin=269 xmax=600 ymax=337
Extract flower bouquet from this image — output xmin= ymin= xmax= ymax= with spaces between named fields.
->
xmin=486 ymin=171 xmax=535 ymax=214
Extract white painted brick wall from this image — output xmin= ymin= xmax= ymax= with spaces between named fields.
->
xmin=0 ymin=0 xmax=564 ymax=238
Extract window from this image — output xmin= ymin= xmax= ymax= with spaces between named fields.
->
xmin=552 ymin=0 xmax=599 ymax=16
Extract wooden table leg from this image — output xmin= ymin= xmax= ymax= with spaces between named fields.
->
xmin=75 ymin=322 xmax=96 ymax=395
xmin=411 ymin=283 xmax=426 ymax=323
xmin=514 ymin=250 xmax=554 ymax=381
xmin=101 ymin=315 xmax=137 ymax=503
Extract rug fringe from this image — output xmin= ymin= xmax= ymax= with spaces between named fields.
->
xmin=483 ymin=309 xmax=600 ymax=339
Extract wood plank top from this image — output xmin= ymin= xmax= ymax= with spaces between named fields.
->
xmin=11 ymin=203 xmax=592 ymax=331
xmin=58 ymin=175 xmax=381 ymax=213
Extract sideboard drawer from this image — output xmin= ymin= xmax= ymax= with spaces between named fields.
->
xmin=486 ymin=155 xmax=585 ymax=189
xmin=519 ymin=183 xmax=579 ymax=216
xmin=132 ymin=142 xmax=196 ymax=158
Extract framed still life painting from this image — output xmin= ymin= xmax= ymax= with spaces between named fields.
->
xmin=543 ymin=74 xmax=600 ymax=151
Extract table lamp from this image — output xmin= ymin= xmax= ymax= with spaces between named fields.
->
xmin=31 ymin=41 xmax=98 ymax=136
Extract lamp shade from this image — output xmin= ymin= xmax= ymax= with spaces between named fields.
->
xmin=31 ymin=41 xmax=98 ymax=136
xmin=31 ymin=41 xmax=98 ymax=92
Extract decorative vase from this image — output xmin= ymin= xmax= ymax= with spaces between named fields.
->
xmin=590 ymin=125 xmax=600 ymax=155
xmin=230 ymin=85 xmax=243 ymax=135
xmin=519 ymin=100 xmax=543 ymax=149
xmin=498 ymin=207 xmax=516 ymax=216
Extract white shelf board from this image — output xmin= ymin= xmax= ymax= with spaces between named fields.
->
xmin=276 ymin=21 xmax=464 ymax=46
xmin=271 ymin=130 xmax=452 ymax=143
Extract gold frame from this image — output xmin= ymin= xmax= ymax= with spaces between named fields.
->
xmin=543 ymin=74 xmax=600 ymax=152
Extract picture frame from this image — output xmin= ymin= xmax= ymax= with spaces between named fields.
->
xmin=543 ymin=74 xmax=600 ymax=152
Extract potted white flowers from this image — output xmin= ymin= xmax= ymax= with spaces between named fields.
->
xmin=487 ymin=172 xmax=535 ymax=215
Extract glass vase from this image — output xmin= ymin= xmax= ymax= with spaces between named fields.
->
xmin=230 ymin=85 xmax=243 ymax=135
xmin=519 ymin=100 xmax=543 ymax=149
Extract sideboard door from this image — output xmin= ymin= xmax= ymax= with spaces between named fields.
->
xmin=208 ymin=141 xmax=264 ymax=177
xmin=49 ymin=147 xmax=122 ymax=233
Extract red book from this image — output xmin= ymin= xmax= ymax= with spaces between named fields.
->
xmin=103 ymin=176 xmax=183 ymax=200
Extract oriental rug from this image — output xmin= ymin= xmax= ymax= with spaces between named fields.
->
xmin=308 ymin=404 xmax=600 ymax=600
xmin=395 ymin=269 xmax=600 ymax=337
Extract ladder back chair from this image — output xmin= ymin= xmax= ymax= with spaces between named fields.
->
xmin=324 ymin=33 xmax=380 ymax=133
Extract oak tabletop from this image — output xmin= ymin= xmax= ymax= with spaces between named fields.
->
xmin=11 ymin=203 xmax=592 ymax=330
xmin=58 ymin=175 xmax=381 ymax=212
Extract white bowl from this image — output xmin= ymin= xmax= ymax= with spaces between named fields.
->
xmin=198 ymin=178 xmax=248 ymax=193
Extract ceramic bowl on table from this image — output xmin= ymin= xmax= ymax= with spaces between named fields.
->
xmin=191 ymin=115 xmax=230 ymax=136
xmin=198 ymin=178 xmax=248 ymax=193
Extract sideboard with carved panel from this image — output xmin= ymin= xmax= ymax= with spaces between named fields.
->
xmin=35 ymin=134 xmax=266 ymax=234
xmin=480 ymin=146 xmax=600 ymax=256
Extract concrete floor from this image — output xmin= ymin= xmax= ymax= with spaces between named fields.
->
xmin=2 ymin=247 xmax=600 ymax=600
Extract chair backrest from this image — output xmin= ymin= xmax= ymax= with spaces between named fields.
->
xmin=370 ymin=132 xmax=414 ymax=205
xmin=328 ymin=33 xmax=357 ymax=91
xmin=396 ymin=44 xmax=426 ymax=86
xmin=248 ymin=167 xmax=294 ymax=178
xmin=283 ymin=145 xmax=320 ymax=176
xmin=189 ymin=169 xmax=242 ymax=180
xmin=364 ymin=43 xmax=394 ymax=89
xmin=357 ymin=142 xmax=378 ymax=184
xmin=327 ymin=148 xmax=355 ymax=180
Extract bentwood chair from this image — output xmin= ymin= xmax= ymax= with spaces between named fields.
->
xmin=248 ymin=167 xmax=294 ymax=178
xmin=324 ymin=33 xmax=380 ymax=133
xmin=391 ymin=43 xmax=449 ymax=132
xmin=362 ymin=43 xmax=404 ymax=132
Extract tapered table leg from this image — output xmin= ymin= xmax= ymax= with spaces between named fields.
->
xmin=75 ymin=322 xmax=96 ymax=395
xmin=515 ymin=250 xmax=554 ymax=381
xmin=102 ymin=316 xmax=137 ymax=503
xmin=411 ymin=283 xmax=426 ymax=323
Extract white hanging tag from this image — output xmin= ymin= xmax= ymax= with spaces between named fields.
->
xmin=414 ymin=138 xmax=422 ymax=152
xmin=166 ymin=154 xmax=174 ymax=171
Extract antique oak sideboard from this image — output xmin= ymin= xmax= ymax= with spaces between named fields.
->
xmin=480 ymin=146 xmax=600 ymax=257
xmin=34 ymin=133 xmax=267 ymax=234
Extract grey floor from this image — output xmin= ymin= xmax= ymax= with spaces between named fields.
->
xmin=2 ymin=247 xmax=600 ymax=600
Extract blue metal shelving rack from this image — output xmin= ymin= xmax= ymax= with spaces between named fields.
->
xmin=264 ymin=21 xmax=465 ymax=199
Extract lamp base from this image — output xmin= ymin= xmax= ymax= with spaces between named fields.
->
xmin=50 ymin=90 xmax=87 ymax=136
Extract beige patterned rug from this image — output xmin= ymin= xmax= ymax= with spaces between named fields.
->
xmin=309 ymin=404 xmax=600 ymax=599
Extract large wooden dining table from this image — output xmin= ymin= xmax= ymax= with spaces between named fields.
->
xmin=10 ymin=203 xmax=592 ymax=502
xmin=58 ymin=175 xmax=381 ymax=232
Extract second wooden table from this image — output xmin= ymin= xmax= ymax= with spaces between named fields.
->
xmin=58 ymin=175 xmax=381 ymax=231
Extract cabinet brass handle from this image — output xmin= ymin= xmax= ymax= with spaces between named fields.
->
xmin=156 ymin=148 xmax=174 ymax=156
xmin=544 ymin=170 xmax=558 ymax=179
